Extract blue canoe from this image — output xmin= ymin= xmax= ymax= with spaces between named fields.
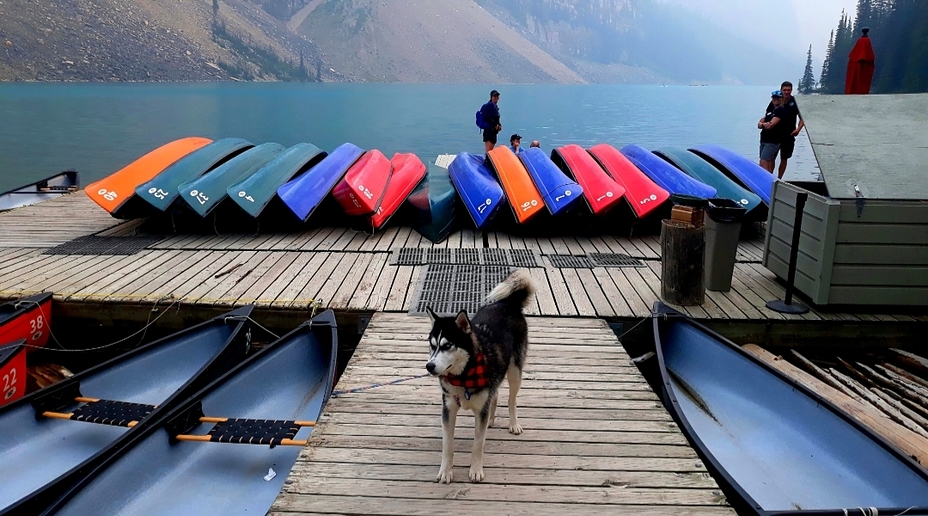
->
xmin=689 ymin=144 xmax=776 ymax=206
xmin=46 ymin=311 xmax=338 ymax=516
xmin=654 ymin=147 xmax=763 ymax=216
xmin=134 ymin=138 xmax=253 ymax=215
xmin=653 ymin=302 xmax=928 ymax=515
xmin=620 ymin=145 xmax=717 ymax=199
xmin=227 ymin=143 xmax=327 ymax=219
xmin=277 ymin=143 xmax=364 ymax=223
xmin=447 ymin=152 xmax=504 ymax=229
xmin=177 ymin=143 xmax=285 ymax=218
xmin=0 ymin=307 xmax=254 ymax=515
xmin=519 ymin=147 xmax=584 ymax=216
xmin=405 ymin=163 xmax=459 ymax=243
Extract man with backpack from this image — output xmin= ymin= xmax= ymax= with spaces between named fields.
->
xmin=476 ymin=90 xmax=502 ymax=153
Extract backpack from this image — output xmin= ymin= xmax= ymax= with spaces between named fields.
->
xmin=475 ymin=106 xmax=489 ymax=130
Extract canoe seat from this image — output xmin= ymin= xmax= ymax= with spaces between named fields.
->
xmin=41 ymin=397 xmax=156 ymax=428
xmin=174 ymin=417 xmax=316 ymax=448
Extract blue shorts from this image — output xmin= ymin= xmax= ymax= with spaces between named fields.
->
xmin=759 ymin=142 xmax=780 ymax=162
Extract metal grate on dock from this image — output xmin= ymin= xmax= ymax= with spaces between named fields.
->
xmin=589 ymin=253 xmax=645 ymax=268
xmin=392 ymin=248 xmax=539 ymax=268
xmin=547 ymin=254 xmax=596 ymax=269
xmin=409 ymin=264 xmax=512 ymax=314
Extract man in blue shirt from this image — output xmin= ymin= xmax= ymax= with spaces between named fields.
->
xmin=509 ymin=134 xmax=523 ymax=154
xmin=479 ymin=90 xmax=502 ymax=153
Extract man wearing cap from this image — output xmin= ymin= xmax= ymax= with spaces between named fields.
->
xmin=767 ymin=81 xmax=804 ymax=179
xmin=479 ymin=90 xmax=502 ymax=153
xmin=509 ymin=134 xmax=524 ymax=154
xmin=757 ymin=90 xmax=787 ymax=174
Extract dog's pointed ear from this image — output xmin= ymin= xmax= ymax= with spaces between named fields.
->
xmin=426 ymin=307 xmax=438 ymax=323
xmin=454 ymin=310 xmax=472 ymax=334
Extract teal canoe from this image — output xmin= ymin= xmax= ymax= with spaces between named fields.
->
xmin=134 ymin=138 xmax=253 ymax=215
xmin=404 ymin=163 xmax=459 ymax=243
xmin=228 ymin=143 xmax=327 ymax=219
xmin=177 ymin=143 xmax=285 ymax=218
xmin=654 ymin=147 xmax=764 ymax=217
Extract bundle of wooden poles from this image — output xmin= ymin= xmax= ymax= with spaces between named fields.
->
xmin=744 ymin=345 xmax=928 ymax=466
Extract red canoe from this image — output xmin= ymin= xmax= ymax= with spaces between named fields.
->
xmin=0 ymin=292 xmax=52 ymax=353
xmin=588 ymin=144 xmax=670 ymax=219
xmin=371 ymin=153 xmax=427 ymax=230
xmin=551 ymin=144 xmax=625 ymax=215
xmin=332 ymin=150 xmax=393 ymax=216
xmin=0 ymin=341 xmax=26 ymax=406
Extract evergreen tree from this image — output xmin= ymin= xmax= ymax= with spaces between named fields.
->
xmin=800 ymin=45 xmax=816 ymax=93
xmin=820 ymin=30 xmax=834 ymax=91
xmin=213 ymin=0 xmax=219 ymax=18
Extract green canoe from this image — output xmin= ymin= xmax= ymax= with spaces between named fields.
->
xmin=227 ymin=143 xmax=327 ymax=219
xmin=654 ymin=147 xmax=763 ymax=217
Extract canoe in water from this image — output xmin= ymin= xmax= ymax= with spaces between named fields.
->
xmin=332 ymin=149 xmax=393 ymax=216
xmin=486 ymin=146 xmax=545 ymax=223
xmin=0 ymin=292 xmax=52 ymax=353
xmin=226 ymin=143 xmax=327 ymax=219
xmin=0 ymin=171 xmax=80 ymax=212
xmin=653 ymin=302 xmax=928 ymax=515
xmin=370 ymin=153 xmax=426 ymax=230
xmin=689 ymin=144 xmax=776 ymax=206
xmin=277 ymin=143 xmax=365 ymax=223
xmin=518 ymin=148 xmax=583 ymax=216
xmin=447 ymin=152 xmax=504 ymax=229
xmin=550 ymin=144 xmax=624 ymax=215
xmin=620 ymin=145 xmax=717 ymax=199
xmin=588 ymin=144 xmax=668 ymax=219
xmin=177 ymin=143 xmax=285 ymax=218
xmin=0 ymin=307 xmax=254 ymax=515
xmin=86 ymin=137 xmax=212 ymax=219
xmin=134 ymin=138 xmax=254 ymax=216
xmin=654 ymin=147 xmax=764 ymax=217
xmin=404 ymin=162 xmax=459 ymax=243
xmin=45 ymin=311 xmax=339 ymax=516
xmin=0 ymin=341 xmax=26 ymax=407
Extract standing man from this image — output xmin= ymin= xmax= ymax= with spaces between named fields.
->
xmin=768 ymin=81 xmax=804 ymax=179
xmin=478 ymin=90 xmax=502 ymax=153
xmin=758 ymin=90 xmax=786 ymax=174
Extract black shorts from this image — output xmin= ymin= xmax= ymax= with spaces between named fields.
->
xmin=780 ymin=137 xmax=795 ymax=159
xmin=482 ymin=130 xmax=498 ymax=144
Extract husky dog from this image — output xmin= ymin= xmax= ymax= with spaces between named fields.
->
xmin=425 ymin=269 xmax=533 ymax=484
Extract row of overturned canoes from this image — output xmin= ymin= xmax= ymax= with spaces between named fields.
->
xmin=85 ymin=136 xmax=776 ymax=242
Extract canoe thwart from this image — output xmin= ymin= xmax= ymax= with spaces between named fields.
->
xmin=174 ymin=417 xmax=316 ymax=448
xmin=41 ymin=398 xmax=156 ymax=428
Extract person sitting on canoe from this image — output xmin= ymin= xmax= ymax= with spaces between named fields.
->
xmin=478 ymin=90 xmax=502 ymax=153
xmin=509 ymin=134 xmax=524 ymax=155
xmin=757 ymin=90 xmax=786 ymax=174
xmin=530 ymin=140 xmax=541 ymax=149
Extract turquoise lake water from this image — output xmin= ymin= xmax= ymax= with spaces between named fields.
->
xmin=0 ymin=83 xmax=819 ymax=193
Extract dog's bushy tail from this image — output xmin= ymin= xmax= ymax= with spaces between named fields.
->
xmin=485 ymin=269 xmax=534 ymax=309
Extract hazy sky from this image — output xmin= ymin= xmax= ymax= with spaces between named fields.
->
xmin=794 ymin=0 xmax=858 ymax=70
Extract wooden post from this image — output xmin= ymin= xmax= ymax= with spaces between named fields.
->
xmin=660 ymin=220 xmax=705 ymax=306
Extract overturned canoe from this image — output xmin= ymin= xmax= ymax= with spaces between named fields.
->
xmin=588 ymin=144 xmax=668 ymax=219
xmin=654 ymin=147 xmax=764 ymax=218
xmin=133 ymin=138 xmax=253 ymax=216
xmin=226 ymin=143 xmax=327 ymax=219
xmin=404 ymin=162 xmax=459 ymax=243
xmin=551 ymin=144 xmax=624 ymax=215
xmin=653 ymin=302 xmax=928 ymax=515
xmin=448 ymin=152 xmax=504 ymax=229
xmin=487 ymin=146 xmax=545 ymax=223
xmin=86 ymin=137 xmax=212 ymax=219
xmin=518 ymin=148 xmax=583 ymax=216
xmin=177 ymin=143 xmax=285 ymax=218
xmin=0 ymin=171 xmax=80 ymax=212
xmin=277 ymin=143 xmax=364 ymax=223
xmin=0 ymin=292 xmax=53 ymax=353
xmin=0 ymin=341 xmax=26 ymax=407
xmin=371 ymin=153 xmax=427 ymax=230
xmin=332 ymin=149 xmax=393 ymax=216
xmin=0 ymin=307 xmax=253 ymax=514
xmin=689 ymin=144 xmax=776 ymax=206
xmin=620 ymin=145 xmax=717 ymax=199
xmin=45 ymin=311 xmax=338 ymax=516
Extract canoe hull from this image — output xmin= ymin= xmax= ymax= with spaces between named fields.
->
xmin=0 ymin=292 xmax=53 ymax=353
xmin=332 ymin=149 xmax=392 ymax=216
xmin=405 ymin=163 xmax=459 ymax=243
xmin=588 ymin=144 xmax=668 ymax=219
xmin=653 ymin=302 xmax=928 ymax=515
xmin=487 ymin=146 xmax=545 ymax=223
xmin=654 ymin=147 xmax=764 ymax=219
xmin=689 ymin=144 xmax=776 ymax=206
xmin=277 ymin=143 xmax=365 ymax=223
xmin=551 ymin=145 xmax=625 ymax=215
xmin=448 ymin=153 xmax=504 ymax=229
xmin=620 ymin=144 xmax=717 ymax=199
xmin=371 ymin=153 xmax=427 ymax=230
xmin=227 ymin=143 xmax=326 ymax=219
xmin=0 ymin=171 xmax=80 ymax=212
xmin=518 ymin=148 xmax=583 ymax=216
xmin=0 ymin=341 xmax=26 ymax=407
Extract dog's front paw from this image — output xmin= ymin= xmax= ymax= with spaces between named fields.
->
xmin=469 ymin=465 xmax=485 ymax=483
xmin=436 ymin=468 xmax=454 ymax=484
xmin=509 ymin=422 xmax=523 ymax=435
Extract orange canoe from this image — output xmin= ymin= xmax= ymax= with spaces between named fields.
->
xmin=486 ymin=147 xmax=545 ymax=223
xmin=86 ymin=137 xmax=212 ymax=218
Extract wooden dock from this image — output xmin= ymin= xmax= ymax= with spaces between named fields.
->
xmin=270 ymin=313 xmax=734 ymax=515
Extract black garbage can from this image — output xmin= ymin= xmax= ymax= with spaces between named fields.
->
xmin=704 ymin=198 xmax=747 ymax=292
